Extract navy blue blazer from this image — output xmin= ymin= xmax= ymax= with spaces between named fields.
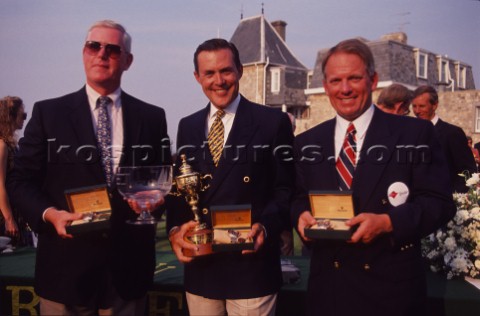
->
xmin=166 ymin=96 xmax=294 ymax=299
xmin=7 ymin=87 xmax=171 ymax=305
xmin=434 ymin=118 xmax=476 ymax=193
xmin=292 ymin=107 xmax=455 ymax=316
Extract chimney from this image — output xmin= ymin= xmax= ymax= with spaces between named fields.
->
xmin=381 ymin=32 xmax=408 ymax=44
xmin=271 ymin=20 xmax=287 ymax=41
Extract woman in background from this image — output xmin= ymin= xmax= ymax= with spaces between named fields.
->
xmin=0 ymin=96 xmax=27 ymax=237
xmin=467 ymin=136 xmax=479 ymax=172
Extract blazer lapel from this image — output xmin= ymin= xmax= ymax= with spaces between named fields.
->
xmin=352 ymin=108 xmax=398 ymax=210
xmin=323 ymin=119 xmax=340 ymax=189
xmin=119 ymin=92 xmax=142 ymax=167
xmin=67 ymin=88 xmax=104 ymax=183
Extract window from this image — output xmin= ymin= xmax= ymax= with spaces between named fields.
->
xmin=475 ymin=106 xmax=480 ymax=133
xmin=270 ymin=68 xmax=280 ymax=93
xmin=437 ymin=56 xmax=448 ymax=83
xmin=414 ymin=49 xmax=428 ymax=79
xmin=456 ymin=62 xmax=466 ymax=89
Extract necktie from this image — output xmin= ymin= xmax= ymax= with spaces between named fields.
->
xmin=208 ymin=109 xmax=226 ymax=166
xmin=96 ymin=96 xmax=113 ymax=186
xmin=336 ymin=123 xmax=357 ymax=190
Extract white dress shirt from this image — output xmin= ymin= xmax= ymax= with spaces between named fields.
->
xmin=334 ymin=105 xmax=375 ymax=162
xmin=430 ymin=114 xmax=439 ymax=126
xmin=206 ymin=94 xmax=241 ymax=144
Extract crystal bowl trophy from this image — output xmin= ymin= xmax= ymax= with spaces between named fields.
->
xmin=171 ymin=154 xmax=213 ymax=256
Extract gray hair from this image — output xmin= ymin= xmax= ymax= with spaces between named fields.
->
xmin=86 ymin=20 xmax=132 ymax=53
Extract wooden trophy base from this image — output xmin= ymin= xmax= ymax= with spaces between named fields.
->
xmin=183 ymin=227 xmax=213 ymax=257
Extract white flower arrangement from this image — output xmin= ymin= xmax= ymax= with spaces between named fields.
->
xmin=421 ymin=173 xmax=480 ymax=279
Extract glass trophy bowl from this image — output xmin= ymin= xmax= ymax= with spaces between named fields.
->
xmin=116 ymin=165 xmax=172 ymax=225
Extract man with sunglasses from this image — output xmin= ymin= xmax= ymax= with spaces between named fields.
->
xmin=8 ymin=20 xmax=171 ymax=315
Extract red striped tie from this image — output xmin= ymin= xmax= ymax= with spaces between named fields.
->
xmin=336 ymin=123 xmax=357 ymax=190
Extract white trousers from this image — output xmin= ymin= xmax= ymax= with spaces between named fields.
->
xmin=186 ymin=292 xmax=277 ymax=316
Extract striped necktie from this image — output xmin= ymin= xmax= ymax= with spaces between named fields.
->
xmin=336 ymin=123 xmax=357 ymax=190
xmin=208 ymin=109 xmax=226 ymax=167
xmin=96 ymin=96 xmax=113 ymax=186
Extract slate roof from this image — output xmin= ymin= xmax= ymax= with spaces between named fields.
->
xmin=309 ymin=35 xmax=475 ymax=90
xmin=230 ymin=15 xmax=307 ymax=70
xmin=309 ymin=37 xmax=416 ymax=89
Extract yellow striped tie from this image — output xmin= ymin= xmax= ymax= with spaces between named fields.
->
xmin=208 ymin=109 xmax=225 ymax=166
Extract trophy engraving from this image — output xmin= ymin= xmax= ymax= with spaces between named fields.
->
xmin=171 ymin=154 xmax=213 ymax=256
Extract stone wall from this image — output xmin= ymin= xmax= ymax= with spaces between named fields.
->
xmin=239 ymin=64 xmax=265 ymax=104
xmin=438 ymin=90 xmax=480 ymax=143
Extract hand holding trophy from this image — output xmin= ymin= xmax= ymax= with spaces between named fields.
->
xmin=170 ymin=154 xmax=213 ymax=256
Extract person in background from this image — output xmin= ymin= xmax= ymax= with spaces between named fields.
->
xmin=292 ymin=38 xmax=455 ymax=316
xmin=167 ymin=38 xmax=294 ymax=316
xmin=7 ymin=20 xmax=171 ymax=315
xmin=412 ymin=85 xmax=476 ymax=192
xmin=467 ymin=136 xmax=479 ymax=172
xmin=0 ymin=96 xmax=26 ymax=238
xmin=376 ymin=83 xmax=412 ymax=116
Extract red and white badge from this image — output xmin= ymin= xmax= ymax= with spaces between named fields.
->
xmin=387 ymin=182 xmax=409 ymax=207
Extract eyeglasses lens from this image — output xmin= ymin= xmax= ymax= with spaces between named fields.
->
xmin=84 ymin=41 xmax=122 ymax=59
xmin=22 ymin=113 xmax=27 ymax=120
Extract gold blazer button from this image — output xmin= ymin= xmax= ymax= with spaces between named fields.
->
xmin=202 ymin=208 xmax=209 ymax=215
xmin=243 ymin=176 xmax=250 ymax=183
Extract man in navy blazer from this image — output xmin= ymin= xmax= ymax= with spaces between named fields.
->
xmin=7 ymin=20 xmax=171 ymax=315
xmin=292 ymin=39 xmax=455 ymax=316
xmin=412 ymin=85 xmax=476 ymax=193
xmin=166 ymin=39 xmax=294 ymax=315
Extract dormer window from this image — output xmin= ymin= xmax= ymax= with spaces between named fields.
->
xmin=437 ymin=56 xmax=449 ymax=84
xmin=414 ymin=49 xmax=428 ymax=79
xmin=455 ymin=62 xmax=466 ymax=89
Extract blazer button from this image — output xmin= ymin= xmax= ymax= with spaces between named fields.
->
xmin=364 ymin=264 xmax=371 ymax=271
xmin=202 ymin=208 xmax=209 ymax=215
xmin=243 ymin=176 xmax=250 ymax=183
xmin=334 ymin=261 xmax=340 ymax=269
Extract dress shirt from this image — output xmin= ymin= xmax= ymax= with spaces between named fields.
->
xmin=334 ymin=104 xmax=375 ymax=162
xmin=205 ymin=94 xmax=241 ymax=145
xmin=86 ymin=84 xmax=124 ymax=173
xmin=430 ymin=114 xmax=439 ymax=126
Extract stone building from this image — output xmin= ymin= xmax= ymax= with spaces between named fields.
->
xmin=230 ymin=15 xmax=310 ymax=120
xmin=303 ymin=32 xmax=477 ymax=135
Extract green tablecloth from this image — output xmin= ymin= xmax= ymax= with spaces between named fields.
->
xmin=1 ymin=248 xmax=480 ymax=315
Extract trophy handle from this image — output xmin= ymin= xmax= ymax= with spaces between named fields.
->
xmin=200 ymin=174 xmax=212 ymax=191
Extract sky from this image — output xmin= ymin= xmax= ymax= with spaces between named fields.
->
xmin=1 ymin=0 xmax=479 ymax=150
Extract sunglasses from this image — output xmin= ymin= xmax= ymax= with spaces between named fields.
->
xmin=21 ymin=113 xmax=27 ymax=120
xmin=84 ymin=41 xmax=123 ymax=59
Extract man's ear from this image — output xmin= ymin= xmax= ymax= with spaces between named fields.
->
xmin=194 ymin=71 xmax=201 ymax=84
xmin=124 ymin=53 xmax=133 ymax=71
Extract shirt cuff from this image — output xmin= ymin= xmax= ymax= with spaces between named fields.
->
xmin=42 ymin=207 xmax=57 ymax=223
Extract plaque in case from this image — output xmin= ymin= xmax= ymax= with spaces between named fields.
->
xmin=211 ymin=204 xmax=254 ymax=252
xmin=65 ymin=185 xmax=111 ymax=234
xmin=305 ymin=191 xmax=355 ymax=240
